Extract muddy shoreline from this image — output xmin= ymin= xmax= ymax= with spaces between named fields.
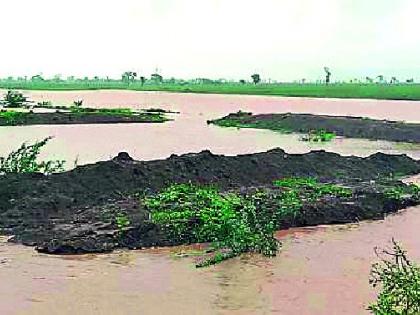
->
xmin=208 ymin=112 xmax=420 ymax=143
xmin=1 ymin=149 xmax=419 ymax=254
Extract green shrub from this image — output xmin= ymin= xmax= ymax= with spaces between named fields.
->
xmin=0 ymin=137 xmax=65 ymax=175
xmin=369 ymin=239 xmax=420 ymax=314
xmin=1 ymin=90 xmax=28 ymax=108
xmin=143 ymin=183 xmax=279 ymax=267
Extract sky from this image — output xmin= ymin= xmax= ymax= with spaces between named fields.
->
xmin=1 ymin=0 xmax=419 ymax=81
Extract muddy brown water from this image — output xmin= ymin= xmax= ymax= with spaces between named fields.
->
xmin=1 ymin=90 xmax=420 ymax=314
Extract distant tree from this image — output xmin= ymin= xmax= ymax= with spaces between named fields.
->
xmin=324 ymin=67 xmax=331 ymax=85
xmin=406 ymin=78 xmax=414 ymax=83
xmin=122 ymin=71 xmax=137 ymax=83
xmin=66 ymin=76 xmax=75 ymax=81
xmin=31 ymin=74 xmax=44 ymax=81
xmin=239 ymin=79 xmax=246 ymax=84
xmin=251 ymin=74 xmax=261 ymax=85
xmin=301 ymin=78 xmax=306 ymax=84
xmin=151 ymin=73 xmax=163 ymax=83
xmin=366 ymin=77 xmax=373 ymax=83
xmin=376 ymin=75 xmax=384 ymax=84
xmin=93 ymin=76 xmax=100 ymax=81
xmin=140 ymin=76 xmax=146 ymax=86
xmin=390 ymin=77 xmax=398 ymax=84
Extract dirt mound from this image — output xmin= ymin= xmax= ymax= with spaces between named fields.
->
xmin=1 ymin=149 xmax=419 ymax=254
xmin=208 ymin=112 xmax=420 ymax=143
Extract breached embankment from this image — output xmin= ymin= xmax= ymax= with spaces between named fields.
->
xmin=0 ymin=149 xmax=419 ymax=254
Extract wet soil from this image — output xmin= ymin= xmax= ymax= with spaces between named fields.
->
xmin=1 ymin=149 xmax=419 ymax=254
xmin=208 ymin=112 xmax=420 ymax=143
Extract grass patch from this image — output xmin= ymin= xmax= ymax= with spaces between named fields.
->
xmin=301 ymin=129 xmax=336 ymax=142
xmin=0 ymin=110 xmax=28 ymax=125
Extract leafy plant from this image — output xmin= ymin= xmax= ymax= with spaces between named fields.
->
xmin=115 ymin=212 xmax=131 ymax=230
xmin=0 ymin=137 xmax=65 ymax=175
xmin=1 ymin=90 xmax=29 ymax=108
xmin=369 ymin=239 xmax=420 ymax=314
xmin=143 ymin=183 xmax=279 ymax=267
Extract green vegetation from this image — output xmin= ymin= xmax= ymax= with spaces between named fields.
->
xmin=115 ymin=212 xmax=131 ymax=231
xmin=1 ymin=79 xmax=420 ymax=100
xmin=301 ymin=129 xmax=336 ymax=142
xmin=0 ymin=110 xmax=28 ymax=125
xmin=143 ymin=183 xmax=279 ymax=267
xmin=0 ymin=90 xmax=30 ymax=108
xmin=383 ymin=184 xmax=420 ymax=201
xmin=142 ymin=178 xmax=352 ymax=267
xmin=0 ymin=137 xmax=65 ymax=175
xmin=369 ymin=239 xmax=420 ymax=314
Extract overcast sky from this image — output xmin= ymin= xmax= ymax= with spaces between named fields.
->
xmin=1 ymin=0 xmax=419 ymax=81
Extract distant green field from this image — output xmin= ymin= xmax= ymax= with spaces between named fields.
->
xmin=1 ymin=80 xmax=420 ymax=100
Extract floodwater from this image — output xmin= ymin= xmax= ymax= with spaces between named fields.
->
xmin=1 ymin=90 xmax=420 ymax=314
xmin=1 ymin=90 xmax=420 ymax=165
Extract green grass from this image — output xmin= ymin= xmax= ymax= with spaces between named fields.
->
xmin=301 ymin=129 xmax=336 ymax=142
xmin=0 ymin=110 xmax=28 ymax=125
xmin=1 ymin=80 xmax=420 ymax=100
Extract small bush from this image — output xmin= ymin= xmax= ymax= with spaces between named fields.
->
xmin=369 ymin=239 xmax=420 ymax=314
xmin=0 ymin=137 xmax=65 ymax=175
xmin=1 ymin=90 xmax=28 ymax=108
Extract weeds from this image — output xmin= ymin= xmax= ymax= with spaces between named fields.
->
xmin=0 ymin=110 xmax=28 ymax=125
xmin=0 ymin=137 xmax=65 ymax=175
xmin=369 ymin=239 xmax=420 ymax=314
xmin=301 ymin=129 xmax=336 ymax=142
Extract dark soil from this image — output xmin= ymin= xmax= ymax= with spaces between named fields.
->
xmin=1 ymin=149 xmax=419 ymax=254
xmin=208 ymin=112 xmax=420 ymax=143
xmin=0 ymin=111 xmax=169 ymax=126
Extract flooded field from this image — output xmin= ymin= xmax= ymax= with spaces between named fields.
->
xmin=1 ymin=90 xmax=420 ymax=166
xmin=1 ymin=91 xmax=420 ymax=314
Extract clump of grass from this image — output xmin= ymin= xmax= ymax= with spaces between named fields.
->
xmin=272 ymin=177 xmax=352 ymax=219
xmin=0 ymin=110 xmax=28 ymax=125
xmin=301 ymin=129 xmax=336 ymax=142
xmin=368 ymin=239 xmax=420 ymax=314
xmin=143 ymin=183 xmax=279 ymax=267
xmin=0 ymin=137 xmax=65 ymax=175
xmin=383 ymin=184 xmax=420 ymax=201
